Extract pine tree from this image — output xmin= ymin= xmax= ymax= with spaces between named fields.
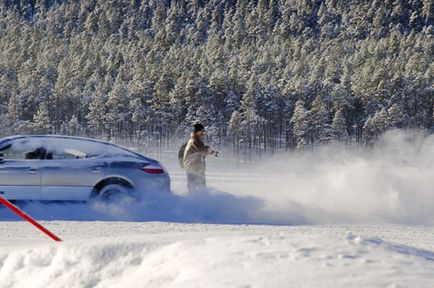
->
xmin=309 ymin=95 xmax=330 ymax=145
xmin=291 ymin=99 xmax=309 ymax=149
xmin=68 ymin=115 xmax=80 ymax=136
xmin=7 ymin=92 xmax=22 ymax=124
xmin=228 ymin=110 xmax=241 ymax=158
xmin=86 ymin=91 xmax=106 ymax=136
xmin=331 ymin=109 xmax=349 ymax=143
xmin=239 ymin=74 xmax=262 ymax=159
xmin=388 ymin=103 xmax=405 ymax=128
xmin=33 ymin=102 xmax=51 ymax=134
xmin=422 ymin=0 xmax=433 ymax=23
xmin=105 ymin=79 xmax=130 ymax=139
xmin=362 ymin=109 xmax=389 ymax=144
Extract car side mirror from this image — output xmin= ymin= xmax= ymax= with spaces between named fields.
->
xmin=0 ymin=152 xmax=4 ymax=161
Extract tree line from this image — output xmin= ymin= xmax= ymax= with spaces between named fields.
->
xmin=0 ymin=0 xmax=433 ymax=157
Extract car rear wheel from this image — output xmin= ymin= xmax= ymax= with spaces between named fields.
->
xmin=97 ymin=183 xmax=132 ymax=202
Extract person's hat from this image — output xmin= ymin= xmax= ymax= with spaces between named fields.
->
xmin=193 ymin=123 xmax=205 ymax=133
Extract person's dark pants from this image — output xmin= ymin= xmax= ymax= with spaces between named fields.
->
xmin=186 ymin=170 xmax=206 ymax=192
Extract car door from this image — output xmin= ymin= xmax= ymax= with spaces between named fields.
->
xmin=40 ymin=139 xmax=108 ymax=200
xmin=0 ymin=140 xmax=43 ymax=200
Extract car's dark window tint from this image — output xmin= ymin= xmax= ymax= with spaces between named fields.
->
xmin=0 ymin=139 xmax=46 ymax=160
xmin=0 ymin=146 xmax=28 ymax=160
xmin=0 ymin=144 xmax=20 ymax=159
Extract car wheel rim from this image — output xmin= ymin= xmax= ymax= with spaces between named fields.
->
xmin=101 ymin=189 xmax=120 ymax=200
xmin=98 ymin=184 xmax=130 ymax=202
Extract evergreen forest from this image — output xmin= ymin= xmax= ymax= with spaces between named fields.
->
xmin=0 ymin=0 xmax=433 ymax=157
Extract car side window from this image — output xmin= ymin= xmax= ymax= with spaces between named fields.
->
xmin=0 ymin=146 xmax=27 ymax=160
xmin=0 ymin=142 xmax=46 ymax=160
xmin=45 ymin=138 xmax=105 ymax=160
xmin=48 ymin=148 xmax=87 ymax=160
xmin=24 ymin=147 xmax=47 ymax=159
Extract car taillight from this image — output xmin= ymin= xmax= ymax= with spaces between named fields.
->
xmin=141 ymin=164 xmax=165 ymax=174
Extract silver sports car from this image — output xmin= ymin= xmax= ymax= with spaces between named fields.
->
xmin=0 ymin=135 xmax=170 ymax=201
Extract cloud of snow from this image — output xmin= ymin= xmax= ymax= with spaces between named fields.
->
xmin=0 ymin=130 xmax=432 ymax=225
xmin=237 ymin=129 xmax=434 ymax=225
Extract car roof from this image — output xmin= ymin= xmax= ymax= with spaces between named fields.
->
xmin=0 ymin=135 xmax=150 ymax=160
xmin=0 ymin=135 xmax=116 ymax=145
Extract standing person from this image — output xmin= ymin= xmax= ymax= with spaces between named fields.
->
xmin=183 ymin=123 xmax=215 ymax=192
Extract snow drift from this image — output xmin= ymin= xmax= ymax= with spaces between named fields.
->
xmin=1 ymin=225 xmax=434 ymax=288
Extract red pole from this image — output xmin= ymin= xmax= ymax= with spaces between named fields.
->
xmin=0 ymin=196 xmax=62 ymax=242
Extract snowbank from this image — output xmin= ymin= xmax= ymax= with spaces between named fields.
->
xmin=1 ymin=224 xmax=434 ymax=288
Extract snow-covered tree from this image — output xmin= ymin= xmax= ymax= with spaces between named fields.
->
xmin=291 ymin=100 xmax=309 ymax=149
xmin=363 ymin=109 xmax=390 ymax=144
xmin=86 ymin=91 xmax=106 ymax=136
xmin=33 ymin=102 xmax=51 ymax=134
xmin=68 ymin=115 xmax=80 ymax=136
xmin=388 ymin=103 xmax=405 ymax=129
xmin=105 ymin=80 xmax=130 ymax=139
xmin=331 ymin=109 xmax=349 ymax=143
xmin=309 ymin=95 xmax=330 ymax=145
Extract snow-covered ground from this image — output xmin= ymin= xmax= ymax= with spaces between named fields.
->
xmin=1 ymin=222 xmax=434 ymax=287
xmin=0 ymin=131 xmax=433 ymax=287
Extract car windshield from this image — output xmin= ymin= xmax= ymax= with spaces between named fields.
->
xmin=0 ymin=137 xmax=137 ymax=160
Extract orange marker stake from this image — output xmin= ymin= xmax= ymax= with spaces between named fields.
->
xmin=0 ymin=196 xmax=61 ymax=242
